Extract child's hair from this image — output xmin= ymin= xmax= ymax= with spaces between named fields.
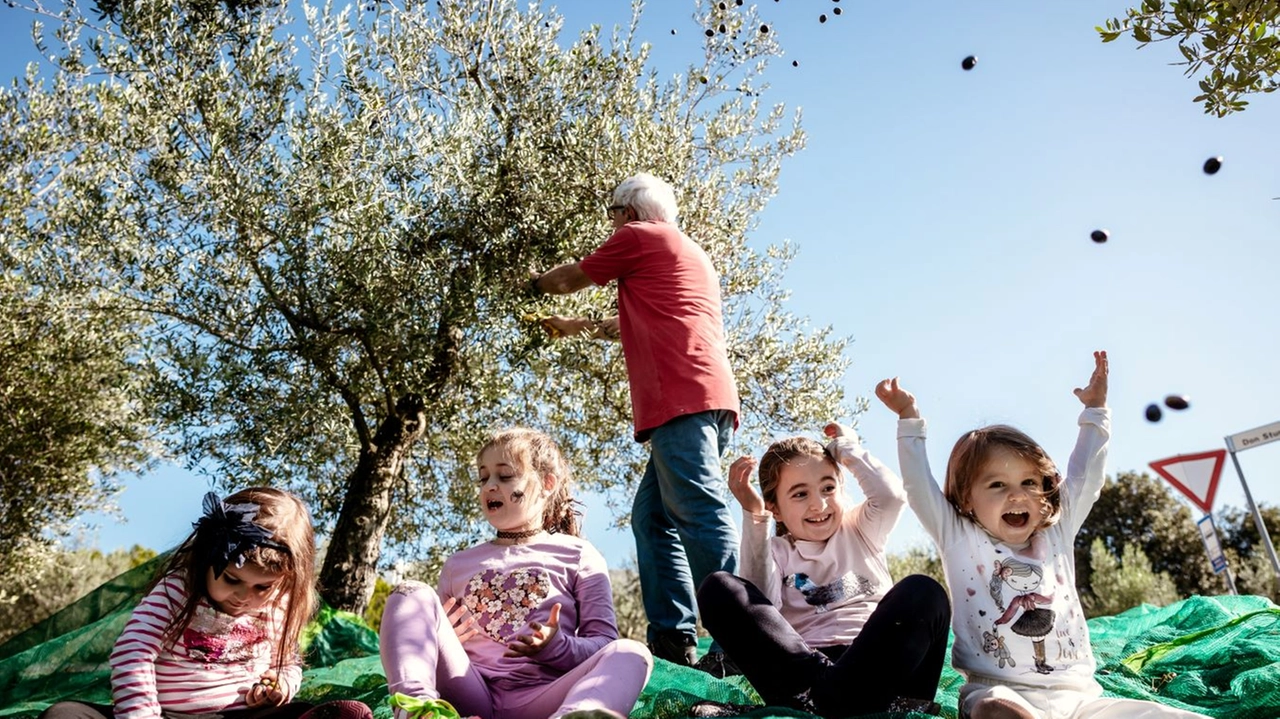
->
xmin=944 ymin=425 xmax=1062 ymax=530
xmin=757 ymin=436 xmax=842 ymax=537
xmin=476 ymin=427 xmax=580 ymax=536
xmin=151 ymin=487 xmax=317 ymax=668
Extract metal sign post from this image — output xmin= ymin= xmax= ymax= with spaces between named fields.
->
xmin=1224 ymin=420 xmax=1280 ymax=583
xmin=1196 ymin=514 xmax=1237 ymax=594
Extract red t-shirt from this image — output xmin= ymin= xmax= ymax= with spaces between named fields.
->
xmin=579 ymin=221 xmax=739 ymax=440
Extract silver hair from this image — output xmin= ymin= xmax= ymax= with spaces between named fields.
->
xmin=612 ymin=172 xmax=679 ymax=223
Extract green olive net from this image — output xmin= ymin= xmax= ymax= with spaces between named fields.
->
xmin=2 ymin=558 xmax=1275 ymax=718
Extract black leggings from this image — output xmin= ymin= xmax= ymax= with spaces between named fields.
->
xmin=39 ymin=700 xmax=373 ymax=719
xmin=697 ymin=572 xmax=950 ymax=718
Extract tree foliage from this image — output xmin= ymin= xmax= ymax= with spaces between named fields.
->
xmin=0 ymin=543 xmax=157 ymax=643
xmin=3 ymin=0 xmax=851 ymax=612
xmin=1215 ymin=503 xmax=1280 ymax=599
xmin=1076 ymin=471 xmax=1223 ymax=600
xmin=1081 ymin=538 xmax=1179 ymax=618
xmin=1099 ymin=0 xmax=1280 ymax=116
xmin=0 ymin=267 xmax=156 ymax=599
xmin=888 ymin=545 xmax=947 ymax=593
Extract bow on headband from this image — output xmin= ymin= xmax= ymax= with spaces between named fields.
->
xmin=193 ymin=491 xmax=289 ymax=579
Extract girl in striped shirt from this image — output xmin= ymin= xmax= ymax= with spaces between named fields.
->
xmin=41 ymin=488 xmax=369 ymax=719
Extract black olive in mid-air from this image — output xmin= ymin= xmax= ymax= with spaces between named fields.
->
xmin=1203 ymin=156 xmax=1223 ymax=175
xmin=1145 ymin=404 xmax=1163 ymax=423
xmin=962 ymin=55 xmax=977 ymax=70
xmin=1090 ymin=229 xmax=1109 ymax=244
xmin=1164 ymin=395 xmax=1191 ymax=411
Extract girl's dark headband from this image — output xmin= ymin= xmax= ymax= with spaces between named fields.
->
xmin=192 ymin=491 xmax=290 ymax=579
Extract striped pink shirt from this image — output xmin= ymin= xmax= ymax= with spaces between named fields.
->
xmin=109 ymin=573 xmax=302 ymax=719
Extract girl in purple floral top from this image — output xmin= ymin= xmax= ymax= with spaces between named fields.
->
xmin=379 ymin=428 xmax=653 ymax=719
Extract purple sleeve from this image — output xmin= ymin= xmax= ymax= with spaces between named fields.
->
xmin=533 ymin=542 xmax=618 ymax=671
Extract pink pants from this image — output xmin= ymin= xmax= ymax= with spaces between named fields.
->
xmin=379 ymin=582 xmax=652 ymax=719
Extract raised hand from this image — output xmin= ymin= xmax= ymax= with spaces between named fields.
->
xmin=504 ymin=603 xmax=561 ymax=657
xmin=875 ymin=377 xmax=919 ymax=419
xmin=443 ymin=596 xmax=481 ymax=644
xmin=1072 ymin=350 xmax=1109 ymax=408
xmin=727 ymin=455 xmax=765 ymax=515
xmin=823 ymin=422 xmax=858 ymax=440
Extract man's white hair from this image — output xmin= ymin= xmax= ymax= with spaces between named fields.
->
xmin=612 ymin=173 xmax=679 ymax=223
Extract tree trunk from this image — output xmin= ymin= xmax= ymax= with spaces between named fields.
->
xmin=318 ymin=393 xmax=426 ymax=613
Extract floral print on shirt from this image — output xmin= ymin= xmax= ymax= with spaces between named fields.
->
xmin=461 ymin=568 xmax=552 ymax=643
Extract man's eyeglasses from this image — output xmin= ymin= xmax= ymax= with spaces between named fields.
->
xmin=606 ymin=204 xmax=626 ymax=219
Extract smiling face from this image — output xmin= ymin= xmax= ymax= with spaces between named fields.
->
xmin=477 ymin=445 xmax=551 ymax=535
xmin=965 ymin=446 xmax=1050 ymax=546
xmin=766 ymin=454 xmax=844 ymax=543
xmin=205 ymin=562 xmax=284 ymax=616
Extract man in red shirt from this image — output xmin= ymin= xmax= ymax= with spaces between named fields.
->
xmin=531 ymin=173 xmax=740 ymax=674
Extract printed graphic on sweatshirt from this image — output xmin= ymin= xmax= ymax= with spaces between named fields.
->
xmin=987 ymin=557 xmax=1056 ymax=674
xmin=182 ymin=607 xmax=271 ymax=664
xmin=462 ymin=567 xmax=552 ymax=643
xmin=784 ymin=571 xmax=874 ymax=613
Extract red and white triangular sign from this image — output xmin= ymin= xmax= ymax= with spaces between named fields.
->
xmin=1149 ymin=450 xmax=1226 ymax=514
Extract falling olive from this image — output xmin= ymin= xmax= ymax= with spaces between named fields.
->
xmin=833 ymin=7 xmax=842 ymax=15
xmin=760 ymin=24 xmax=769 ymax=34
xmin=1145 ymin=404 xmax=1163 ymax=423
xmin=705 ymin=28 xmax=714 ymax=37
xmin=1203 ymin=156 xmax=1223 ymax=175
xmin=962 ymin=55 xmax=977 ymax=70
xmin=792 ymin=60 xmax=799 ymax=67
xmin=1164 ymin=395 xmax=1191 ymax=411
xmin=819 ymin=14 xmax=827 ymax=23
xmin=1090 ymin=229 xmax=1109 ymax=244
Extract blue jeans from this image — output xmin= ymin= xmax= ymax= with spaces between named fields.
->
xmin=632 ymin=409 xmax=739 ymax=645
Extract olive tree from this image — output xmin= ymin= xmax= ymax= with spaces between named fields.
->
xmin=3 ymin=0 xmax=851 ymax=612
xmin=1099 ymin=0 xmax=1279 ymax=116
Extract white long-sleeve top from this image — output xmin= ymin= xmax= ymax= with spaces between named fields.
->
xmin=739 ymin=435 xmax=907 ymax=648
xmin=109 ymin=573 xmax=302 ymax=719
xmin=896 ymin=407 xmax=1110 ymax=691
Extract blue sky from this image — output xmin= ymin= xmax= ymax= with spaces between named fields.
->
xmin=4 ymin=2 xmax=1279 ymax=579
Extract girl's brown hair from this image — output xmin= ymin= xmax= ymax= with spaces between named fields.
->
xmin=151 ymin=487 xmax=317 ymax=670
xmin=757 ymin=436 xmax=841 ymax=537
xmin=944 ymin=424 xmax=1062 ymax=530
xmin=477 ymin=427 xmax=580 ymax=536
